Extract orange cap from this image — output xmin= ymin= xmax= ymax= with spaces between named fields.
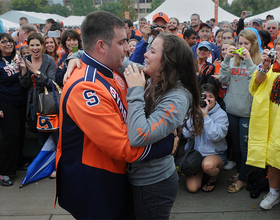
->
xmin=152 ymin=12 xmax=169 ymax=23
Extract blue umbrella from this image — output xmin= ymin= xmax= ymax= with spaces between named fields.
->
xmin=20 ymin=135 xmax=56 ymax=188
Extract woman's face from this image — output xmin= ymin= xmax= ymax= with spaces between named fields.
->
xmin=28 ymin=39 xmax=43 ymax=59
xmin=275 ymin=40 xmax=280 ymax=52
xmin=238 ymin=36 xmax=251 ymax=51
xmin=0 ymin=37 xmax=14 ymax=57
xmin=45 ymin=37 xmax=55 ymax=54
xmin=128 ymin=41 xmax=137 ymax=54
xmin=204 ymin=91 xmax=216 ymax=111
xmin=66 ymin=36 xmax=78 ymax=52
xmin=221 ymin=43 xmax=232 ymax=58
xmin=196 ymin=47 xmax=210 ymax=60
xmin=143 ymin=37 xmax=163 ymax=79
xmin=215 ymin=31 xmax=223 ymax=47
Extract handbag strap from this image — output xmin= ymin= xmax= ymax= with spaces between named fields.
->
xmin=51 ymin=80 xmax=59 ymax=114
xmin=179 ymin=137 xmax=195 ymax=171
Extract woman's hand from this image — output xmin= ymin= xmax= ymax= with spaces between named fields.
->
xmin=63 ymin=58 xmax=81 ymax=85
xmin=25 ymin=60 xmax=39 ymax=77
xmin=199 ymin=99 xmax=210 ymax=118
xmin=123 ymin=63 xmax=146 ymax=88
xmin=67 ymin=52 xmax=73 ymax=58
xmin=240 ymin=47 xmax=251 ymax=60
xmin=261 ymin=49 xmax=272 ymax=69
xmin=18 ymin=56 xmax=27 ymax=76
xmin=225 ymin=46 xmax=236 ymax=58
xmin=0 ymin=110 xmax=4 ymax=118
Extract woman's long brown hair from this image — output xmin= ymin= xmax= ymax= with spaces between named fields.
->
xmin=144 ymin=33 xmax=203 ymax=136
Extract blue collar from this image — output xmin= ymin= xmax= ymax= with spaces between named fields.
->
xmin=81 ymin=52 xmax=114 ymax=79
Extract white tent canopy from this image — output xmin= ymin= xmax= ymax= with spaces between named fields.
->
xmin=1 ymin=18 xmax=19 ymax=29
xmin=245 ymin=7 xmax=280 ymax=22
xmin=0 ymin=10 xmax=65 ymax=24
xmin=61 ymin=16 xmax=85 ymax=27
xmin=144 ymin=0 xmax=238 ymax=23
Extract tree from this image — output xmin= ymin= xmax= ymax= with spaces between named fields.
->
xmin=150 ymin=0 xmax=164 ymax=12
xmin=9 ymin=0 xmax=51 ymax=13
xmin=119 ymin=0 xmax=137 ymax=21
xmin=217 ymin=0 xmax=280 ymax=17
xmin=69 ymin=0 xmax=98 ymax=16
xmin=50 ymin=4 xmax=70 ymax=17
xmin=99 ymin=2 xmax=122 ymax=17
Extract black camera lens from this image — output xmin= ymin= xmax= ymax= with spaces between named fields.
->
xmin=199 ymin=93 xmax=207 ymax=107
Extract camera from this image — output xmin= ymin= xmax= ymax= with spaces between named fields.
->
xmin=150 ymin=25 xmax=160 ymax=36
xmin=268 ymin=50 xmax=277 ymax=59
xmin=199 ymin=93 xmax=207 ymax=107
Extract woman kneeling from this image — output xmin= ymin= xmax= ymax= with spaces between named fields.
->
xmin=183 ymin=83 xmax=229 ymax=193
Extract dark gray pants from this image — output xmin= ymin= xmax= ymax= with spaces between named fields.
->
xmin=132 ymin=170 xmax=178 ymax=220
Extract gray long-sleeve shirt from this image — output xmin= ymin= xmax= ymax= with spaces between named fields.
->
xmin=126 ymin=83 xmax=192 ymax=186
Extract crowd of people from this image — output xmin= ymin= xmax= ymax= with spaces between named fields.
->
xmin=0 ymin=8 xmax=279 ymax=219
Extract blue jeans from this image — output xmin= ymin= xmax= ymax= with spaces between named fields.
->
xmin=132 ymin=170 xmax=178 ymax=220
xmin=227 ymin=113 xmax=250 ymax=182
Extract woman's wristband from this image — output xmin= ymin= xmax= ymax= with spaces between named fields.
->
xmin=258 ymin=63 xmax=270 ymax=74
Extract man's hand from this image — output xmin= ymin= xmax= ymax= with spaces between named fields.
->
xmin=63 ymin=58 xmax=81 ymax=85
xmin=241 ymin=11 xmax=248 ymax=20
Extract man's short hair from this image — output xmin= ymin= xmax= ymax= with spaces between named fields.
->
xmin=169 ymin=17 xmax=179 ymax=25
xmin=19 ymin=17 xmax=28 ymax=23
xmin=50 ymin=22 xmax=63 ymax=32
xmin=191 ymin=13 xmax=200 ymax=20
xmin=139 ymin=18 xmax=147 ymax=22
xmin=123 ymin=19 xmax=133 ymax=28
xmin=81 ymin=11 xmax=124 ymax=51
xmin=183 ymin=28 xmax=197 ymax=39
xmin=266 ymin=14 xmax=274 ymax=20
xmin=266 ymin=20 xmax=279 ymax=29
xmin=46 ymin=18 xmax=55 ymax=24
xmin=210 ymin=18 xmax=215 ymax=23
xmin=21 ymin=24 xmax=36 ymax=34
xmin=222 ymin=21 xmax=231 ymax=26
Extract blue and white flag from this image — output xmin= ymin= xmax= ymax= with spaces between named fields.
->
xmin=20 ymin=136 xmax=56 ymax=188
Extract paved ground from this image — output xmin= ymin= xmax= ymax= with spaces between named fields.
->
xmin=0 ymin=137 xmax=279 ymax=219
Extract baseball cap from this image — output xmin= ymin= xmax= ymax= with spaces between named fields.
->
xmin=252 ymin=18 xmax=262 ymax=25
xmin=152 ymin=12 xmax=169 ymax=23
xmin=199 ymin=22 xmax=212 ymax=30
xmin=197 ymin=41 xmax=211 ymax=51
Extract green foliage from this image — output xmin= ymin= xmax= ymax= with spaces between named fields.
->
xmin=50 ymin=4 xmax=70 ymax=17
xmin=9 ymin=0 xmax=51 ymax=13
xmin=216 ymin=0 xmax=280 ymax=17
xmin=99 ymin=2 xmax=122 ymax=17
xmin=151 ymin=0 xmax=164 ymax=12
xmin=69 ymin=0 xmax=98 ymax=16
xmin=119 ymin=0 xmax=137 ymax=21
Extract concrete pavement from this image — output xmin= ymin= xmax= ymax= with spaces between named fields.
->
xmin=1 ymin=166 xmax=279 ymax=219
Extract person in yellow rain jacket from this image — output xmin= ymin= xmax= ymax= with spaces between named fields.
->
xmin=248 ymin=37 xmax=280 ymax=211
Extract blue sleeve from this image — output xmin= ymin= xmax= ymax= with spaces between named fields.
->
xmin=56 ymin=54 xmax=68 ymax=87
xmin=129 ymin=39 xmax=148 ymax=65
xmin=215 ymin=46 xmax=221 ymax=61
xmin=0 ymin=20 xmax=5 ymax=33
xmin=191 ymin=44 xmax=198 ymax=60
xmin=136 ymin=133 xmax=174 ymax=161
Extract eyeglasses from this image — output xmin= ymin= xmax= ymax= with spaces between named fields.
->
xmin=0 ymin=40 xmax=13 ymax=45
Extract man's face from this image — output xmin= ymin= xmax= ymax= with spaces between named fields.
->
xmin=184 ymin=34 xmax=197 ymax=47
xmin=18 ymin=28 xmax=26 ymax=42
xmin=209 ymin=20 xmax=214 ymax=27
xmin=222 ymin=23 xmax=230 ymax=29
xmin=105 ymin=27 xmax=129 ymax=70
xmin=153 ymin=18 xmax=168 ymax=33
xmin=191 ymin=15 xmax=200 ymax=28
xmin=19 ymin=19 xmax=27 ymax=27
xmin=267 ymin=22 xmax=278 ymax=38
xmin=139 ymin=20 xmax=147 ymax=30
xmin=168 ymin=18 xmax=178 ymax=31
xmin=252 ymin=22 xmax=262 ymax=30
xmin=198 ymin=26 xmax=211 ymax=42
xmin=124 ymin=23 xmax=132 ymax=38
xmin=45 ymin=21 xmax=52 ymax=31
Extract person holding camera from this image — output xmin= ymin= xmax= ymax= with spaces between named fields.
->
xmin=247 ymin=36 xmax=280 ymax=210
xmin=219 ymin=29 xmax=261 ymax=193
xmin=183 ymin=83 xmax=229 ymax=193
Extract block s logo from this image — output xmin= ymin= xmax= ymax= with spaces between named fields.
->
xmin=38 ymin=116 xmax=53 ymax=129
xmin=83 ymin=90 xmax=100 ymax=107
